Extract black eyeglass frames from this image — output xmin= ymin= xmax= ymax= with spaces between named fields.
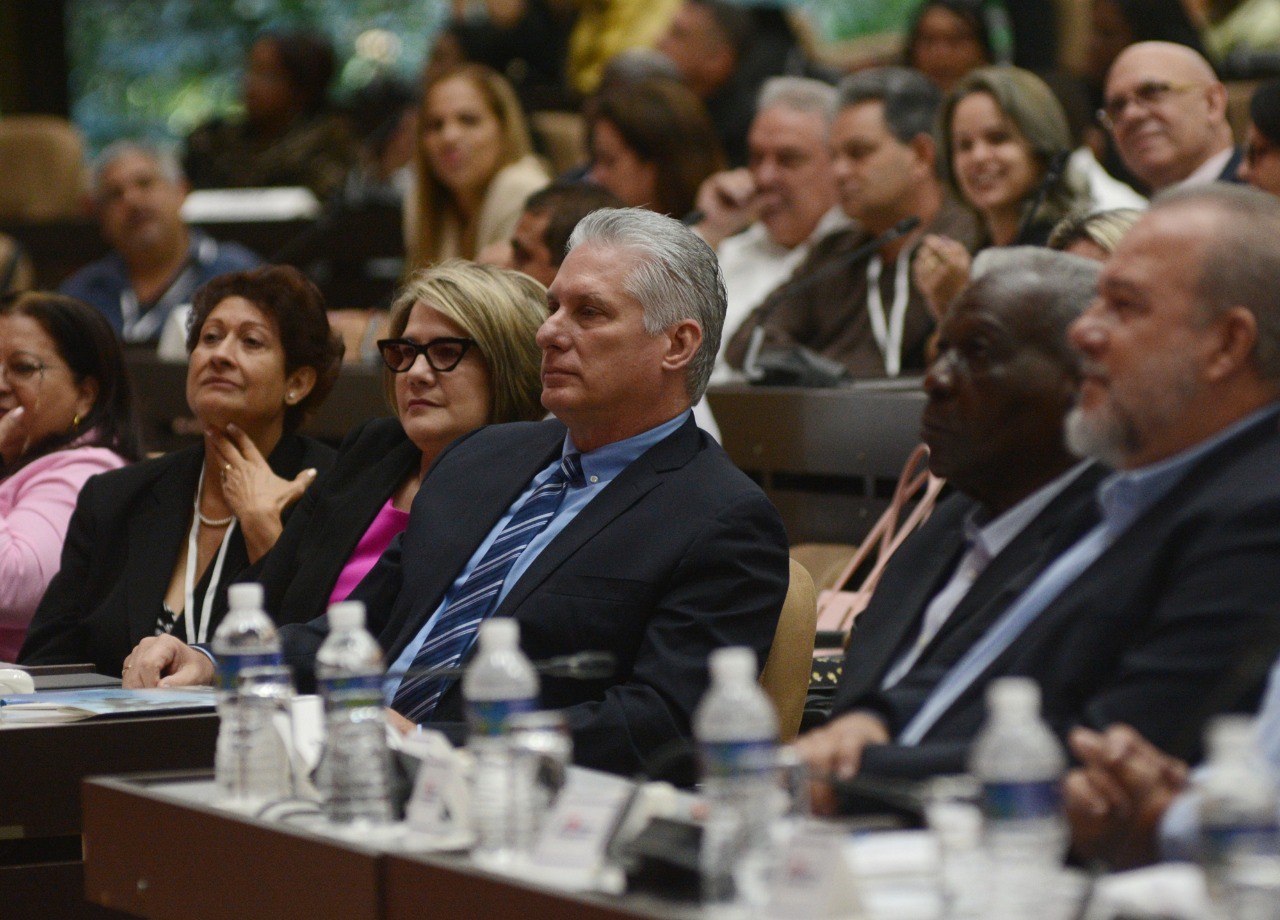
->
xmin=376 ymin=336 xmax=478 ymax=373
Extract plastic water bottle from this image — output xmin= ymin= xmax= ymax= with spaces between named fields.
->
xmin=212 ymin=582 xmax=283 ymax=805
xmin=1197 ymin=715 xmax=1280 ymax=918
xmin=462 ymin=618 xmax=539 ymax=860
xmin=694 ymin=646 xmax=780 ymax=909
xmin=315 ymin=601 xmax=393 ymax=825
xmin=968 ymin=677 xmax=1067 ymax=920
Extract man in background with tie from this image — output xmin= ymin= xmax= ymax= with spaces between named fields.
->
xmin=802 ymin=184 xmax=1280 ymax=796
xmin=127 ymin=207 xmax=790 ymax=779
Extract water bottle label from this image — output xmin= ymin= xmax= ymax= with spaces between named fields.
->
xmin=215 ymin=652 xmax=284 ymax=692
xmin=982 ymin=779 xmax=1061 ymax=821
xmin=1201 ymin=821 xmax=1280 ymax=866
xmin=319 ymin=672 xmax=385 ymax=708
xmin=467 ymin=697 xmax=536 ymax=737
xmin=699 ymin=739 xmax=776 ymax=779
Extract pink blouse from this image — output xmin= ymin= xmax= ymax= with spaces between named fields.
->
xmin=0 ymin=446 xmax=128 ymax=661
xmin=327 ymin=498 xmax=411 ymax=607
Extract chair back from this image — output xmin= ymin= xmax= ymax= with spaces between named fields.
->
xmin=759 ymin=558 xmax=817 ymax=742
xmin=0 ymin=116 xmax=86 ymax=220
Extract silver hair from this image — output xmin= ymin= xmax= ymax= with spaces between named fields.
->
xmin=92 ymin=141 xmax=185 ymax=198
xmin=1150 ymin=183 xmax=1280 ymax=382
xmin=757 ymin=76 xmax=838 ymax=123
xmin=566 ymin=207 xmax=725 ymax=402
xmin=968 ymin=246 xmax=1100 ymax=367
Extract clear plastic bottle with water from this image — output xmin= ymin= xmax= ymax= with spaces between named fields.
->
xmin=462 ymin=618 xmax=539 ymax=860
xmin=694 ymin=646 xmax=780 ymax=909
xmin=968 ymin=677 xmax=1068 ymax=920
xmin=212 ymin=582 xmax=283 ymax=805
xmin=1197 ymin=715 xmax=1280 ymax=918
xmin=315 ymin=600 xmax=393 ymax=825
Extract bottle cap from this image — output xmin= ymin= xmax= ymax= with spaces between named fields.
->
xmin=479 ymin=618 xmax=519 ymax=649
xmin=1206 ymin=714 xmax=1257 ymax=760
xmin=709 ymin=646 xmax=757 ymax=683
xmin=327 ymin=601 xmax=365 ymax=631
xmin=227 ymin=582 xmax=263 ymax=611
xmin=986 ymin=677 xmax=1040 ymax=716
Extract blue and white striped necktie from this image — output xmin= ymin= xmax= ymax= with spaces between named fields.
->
xmin=391 ymin=452 xmax=584 ymax=723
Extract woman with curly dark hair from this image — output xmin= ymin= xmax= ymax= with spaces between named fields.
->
xmin=20 ymin=265 xmax=342 ymax=675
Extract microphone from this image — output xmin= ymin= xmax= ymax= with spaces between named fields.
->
xmin=1014 ymin=149 xmax=1070 ymax=245
xmin=741 ymin=216 xmax=922 ymax=380
xmin=386 ymin=650 xmax=617 ymax=683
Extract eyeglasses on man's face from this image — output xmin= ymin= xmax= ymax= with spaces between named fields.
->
xmin=377 ymin=336 xmax=478 ymax=374
xmin=1098 ymin=80 xmax=1202 ymax=131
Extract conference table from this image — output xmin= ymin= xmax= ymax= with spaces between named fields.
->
xmin=82 ymin=773 xmax=702 ymax=920
xmin=0 ymin=672 xmax=218 ymax=920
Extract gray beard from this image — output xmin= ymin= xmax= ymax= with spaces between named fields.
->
xmin=1064 ymin=404 xmax=1129 ymax=469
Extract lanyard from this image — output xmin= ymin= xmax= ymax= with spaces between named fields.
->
xmin=119 ymin=237 xmax=210 ymax=343
xmin=866 ymin=246 xmax=912 ymax=378
xmin=184 ymin=468 xmax=237 ymax=645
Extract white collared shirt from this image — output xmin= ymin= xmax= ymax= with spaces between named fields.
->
xmin=880 ymin=462 xmax=1094 ymax=689
xmin=1166 ymin=146 xmax=1235 ymax=192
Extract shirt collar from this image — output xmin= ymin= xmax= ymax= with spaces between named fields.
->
xmin=1098 ymin=403 xmax=1280 ymax=530
xmin=964 ymin=461 xmax=1095 ymax=558
xmin=1168 ymin=146 xmax=1235 ymax=191
xmin=563 ymin=410 xmax=690 ymax=486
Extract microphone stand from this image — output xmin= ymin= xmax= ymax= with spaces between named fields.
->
xmin=742 ymin=216 xmax=922 ymax=381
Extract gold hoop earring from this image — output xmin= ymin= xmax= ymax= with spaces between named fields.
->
xmin=72 ymin=413 xmax=81 ymax=429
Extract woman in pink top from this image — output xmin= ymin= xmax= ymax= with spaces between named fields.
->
xmin=219 ymin=260 xmax=547 ymax=625
xmin=0 ymin=293 xmax=140 ymax=659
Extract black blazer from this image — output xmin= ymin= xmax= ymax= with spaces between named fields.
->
xmin=241 ymin=417 xmax=420 ymax=625
xmin=832 ymin=463 xmax=1107 ymax=715
xmin=280 ymin=416 xmax=791 ymax=779
xmin=19 ymin=434 xmax=335 ymax=676
xmin=856 ymin=412 xmax=1280 ymax=779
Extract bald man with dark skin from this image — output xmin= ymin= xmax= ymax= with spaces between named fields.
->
xmin=1102 ymin=41 xmax=1239 ymax=193
xmin=797 ymin=249 xmax=1104 ymax=806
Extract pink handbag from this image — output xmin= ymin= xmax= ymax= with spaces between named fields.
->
xmin=813 ymin=444 xmax=945 ymax=654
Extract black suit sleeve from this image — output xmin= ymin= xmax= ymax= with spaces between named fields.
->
xmin=564 ymin=492 xmax=789 ymax=780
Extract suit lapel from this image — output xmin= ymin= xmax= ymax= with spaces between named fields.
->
xmin=384 ymin=424 xmax=565 ymax=659
xmin=497 ymin=418 xmax=700 ymax=618
xmin=925 ymin=464 xmax=1105 ymax=656
xmin=305 ymin=436 xmax=419 ymax=600
xmin=125 ymin=450 xmax=202 ymax=645
xmin=835 ymin=499 xmax=969 ymax=705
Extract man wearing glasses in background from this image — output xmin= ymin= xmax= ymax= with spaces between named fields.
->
xmin=1101 ymin=41 xmax=1243 ymax=194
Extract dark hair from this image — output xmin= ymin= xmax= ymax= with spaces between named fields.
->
xmin=186 ymin=266 xmax=344 ymax=432
xmin=0 ymin=292 xmax=142 ymax=475
xmin=906 ymin=0 xmax=997 ymax=67
xmin=1105 ymin=0 xmax=1206 ymax=54
xmin=259 ymin=30 xmax=337 ymax=117
xmin=837 ymin=66 xmax=943 ymax=143
xmin=586 ymin=77 xmax=725 ymax=218
xmin=524 ymin=182 xmax=624 ymax=267
xmin=1251 ymin=78 xmax=1280 ymax=146
xmin=687 ymin=0 xmax=755 ymax=58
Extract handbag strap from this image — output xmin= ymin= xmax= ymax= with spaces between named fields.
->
xmin=824 ymin=443 xmax=936 ymax=600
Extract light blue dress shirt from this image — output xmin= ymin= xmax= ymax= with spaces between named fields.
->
xmin=384 ymin=411 xmax=692 ymax=700
xmin=1160 ymin=655 xmax=1280 ymax=859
